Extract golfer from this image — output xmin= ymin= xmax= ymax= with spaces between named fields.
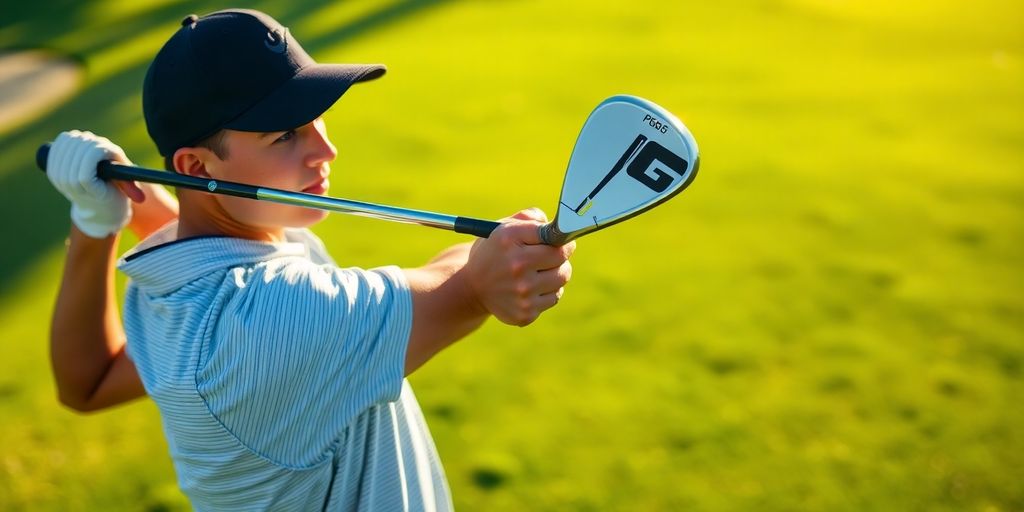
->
xmin=45 ymin=9 xmax=574 ymax=511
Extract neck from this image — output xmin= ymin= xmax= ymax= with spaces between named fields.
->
xmin=175 ymin=191 xmax=285 ymax=243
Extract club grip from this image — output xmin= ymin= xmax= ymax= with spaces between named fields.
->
xmin=36 ymin=143 xmax=51 ymax=172
xmin=453 ymin=216 xmax=500 ymax=238
xmin=38 ymin=142 xmax=131 ymax=182
xmin=36 ymin=142 xmax=260 ymax=199
xmin=37 ymin=142 xmax=116 ymax=178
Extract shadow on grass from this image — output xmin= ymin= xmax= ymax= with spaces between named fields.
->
xmin=0 ymin=0 xmax=453 ymax=294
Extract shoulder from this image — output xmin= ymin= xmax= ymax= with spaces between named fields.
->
xmin=195 ymin=260 xmax=415 ymax=466
xmin=214 ymin=259 xmax=411 ymax=347
xmin=242 ymin=258 xmax=408 ymax=304
xmin=284 ymin=227 xmax=333 ymax=265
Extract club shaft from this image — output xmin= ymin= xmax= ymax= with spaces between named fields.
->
xmin=36 ymin=143 xmax=500 ymax=238
xmin=255 ymin=188 xmax=459 ymax=230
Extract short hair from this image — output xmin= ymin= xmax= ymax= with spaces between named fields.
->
xmin=163 ymin=130 xmax=229 ymax=172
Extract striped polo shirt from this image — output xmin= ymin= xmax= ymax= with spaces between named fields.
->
xmin=118 ymin=223 xmax=452 ymax=511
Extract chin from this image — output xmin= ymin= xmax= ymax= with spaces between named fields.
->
xmin=289 ymin=209 xmax=329 ymax=228
xmin=245 ymin=203 xmax=329 ymax=231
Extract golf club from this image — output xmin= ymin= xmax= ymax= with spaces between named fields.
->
xmin=37 ymin=95 xmax=699 ymax=245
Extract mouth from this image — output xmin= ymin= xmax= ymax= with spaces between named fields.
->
xmin=301 ymin=179 xmax=328 ymax=195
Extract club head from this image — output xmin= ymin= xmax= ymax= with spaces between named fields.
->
xmin=539 ymin=95 xmax=699 ymax=245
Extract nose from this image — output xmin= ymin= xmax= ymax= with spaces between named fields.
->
xmin=305 ymin=118 xmax=337 ymax=168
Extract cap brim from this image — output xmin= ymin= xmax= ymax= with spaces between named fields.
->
xmin=223 ymin=63 xmax=385 ymax=132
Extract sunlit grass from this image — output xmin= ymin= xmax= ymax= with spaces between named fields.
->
xmin=1 ymin=0 xmax=1021 ymax=510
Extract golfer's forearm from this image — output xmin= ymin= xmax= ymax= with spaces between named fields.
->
xmin=50 ymin=227 xmax=128 ymax=408
xmin=73 ymin=347 xmax=144 ymax=411
xmin=404 ymin=244 xmax=489 ymax=374
xmin=127 ymin=183 xmax=178 ymax=240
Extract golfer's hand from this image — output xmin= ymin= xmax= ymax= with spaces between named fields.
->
xmin=46 ymin=130 xmax=144 ymax=238
xmin=465 ymin=208 xmax=576 ymax=326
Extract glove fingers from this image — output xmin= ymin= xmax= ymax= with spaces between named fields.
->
xmin=69 ymin=131 xmax=97 ymax=198
xmin=57 ymin=131 xmax=87 ymax=197
xmin=48 ymin=131 xmax=76 ymax=194
xmin=47 ymin=129 xmax=133 ymax=238
xmin=96 ymin=136 xmax=125 ymax=162
xmin=82 ymin=145 xmax=114 ymax=199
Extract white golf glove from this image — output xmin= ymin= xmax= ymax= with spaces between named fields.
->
xmin=46 ymin=130 xmax=132 ymax=238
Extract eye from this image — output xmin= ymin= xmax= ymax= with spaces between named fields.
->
xmin=273 ymin=130 xmax=296 ymax=144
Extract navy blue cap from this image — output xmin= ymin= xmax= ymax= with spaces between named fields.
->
xmin=143 ymin=9 xmax=385 ymax=156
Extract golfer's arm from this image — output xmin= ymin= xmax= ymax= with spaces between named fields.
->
xmin=127 ymin=183 xmax=178 ymax=239
xmin=403 ymin=243 xmax=489 ymax=375
xmin=50 ymin=227 xmax=145 ymax=412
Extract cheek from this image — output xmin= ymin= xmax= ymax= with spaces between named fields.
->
xmin=221 ymin=152 xmax=295 ymax=189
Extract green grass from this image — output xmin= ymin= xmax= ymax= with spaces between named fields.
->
xmin=1 ymin=0 xmax=1022 ymax=510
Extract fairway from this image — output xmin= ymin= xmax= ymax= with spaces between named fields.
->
xmin=1 ymin=1 xmax=1022 ymax=510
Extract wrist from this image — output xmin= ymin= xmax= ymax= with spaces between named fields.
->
xmin=451 ymin=265 xmax=490 ymax=320
xmin=427 ymin=242 xmax=472 ymax=265
xmin=70 ymin=202 xmax=131 ymax=239
xmin=67 ymin=223 xmax=120 ymax=257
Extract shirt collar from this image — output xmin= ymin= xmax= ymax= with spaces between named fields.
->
xmin=118 ymin=222 xmax=309 ymax=295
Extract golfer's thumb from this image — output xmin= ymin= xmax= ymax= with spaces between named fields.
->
xmin=116 ymin=181 xmax=146 ymax=203
xmin=511 ymin=207 xmax=548 ymax=223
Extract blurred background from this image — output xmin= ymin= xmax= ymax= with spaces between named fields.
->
xmin=1 ymin=0 xmax=1021 ymax=510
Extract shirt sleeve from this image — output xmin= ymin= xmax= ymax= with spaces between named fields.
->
xmin=195 ymin=258 xmax=413 ymax=467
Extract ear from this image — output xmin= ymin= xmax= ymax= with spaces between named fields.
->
xmin=172 ymin=147 xmax=215 ymax=178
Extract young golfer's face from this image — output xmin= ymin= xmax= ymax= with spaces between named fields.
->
xmin=205 ymin=117 xmax=336 ymax=229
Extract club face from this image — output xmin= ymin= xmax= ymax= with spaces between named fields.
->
xmin=541 ymin=95 xmax=699 ymax=245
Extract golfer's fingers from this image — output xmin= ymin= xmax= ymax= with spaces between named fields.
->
xmin=509 ymin=207 xmax=548 ymax=223
xmin=48 ymin=131 xmax=70 ymax=176
xmin=534 ymin=259 xmax=573 ymax=294
xmin=69 ymin=132 xmax=98 ymax=197
xmin=491 ymin=219 xmax=543 ymax=246
xmin=92 ymin=136 xmax=139 ymax=200
xmin=535 ymin=287 xmax=566 ymax=312
xmin=95 ymin=135 xmax=130 ymax=165
xmin=51 ymin=131 xmax=79 ymax=192
xmin=522 ymin=240 xmax=576 ymax=270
